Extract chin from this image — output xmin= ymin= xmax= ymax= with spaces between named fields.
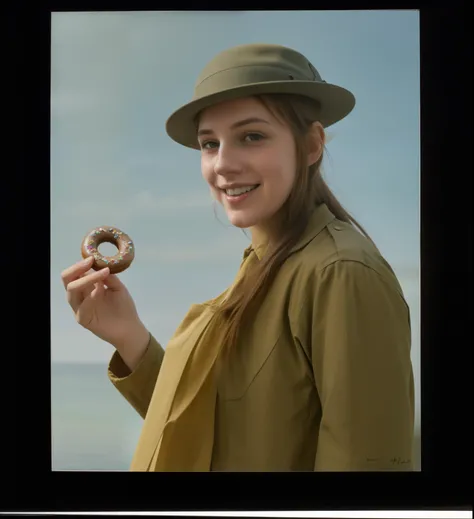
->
xmin=226 ymin=211 xmax=260 ymax=229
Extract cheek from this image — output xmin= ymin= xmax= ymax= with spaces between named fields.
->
xmin=283 ymin=158 xmax=297 ymax=185
xmin=283 ymin=148 xmax=298 ymax=189
xmin=267 ymin=152 xmax=296 ymax=194
xmin=201 ymin=160 xmax=222 ymax=202
xmin=201 ymin=159 xmax=214 ymax=186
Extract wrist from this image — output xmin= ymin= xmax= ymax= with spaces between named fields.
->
xmin=113 ymin=321 xmax=150 ymax=358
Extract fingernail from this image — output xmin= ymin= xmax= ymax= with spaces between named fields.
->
xmin=83 ymin=256 xmax=93 ymax=264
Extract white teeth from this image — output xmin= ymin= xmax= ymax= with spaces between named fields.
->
xmin=225 ymin=185 xmax=258 ymax=196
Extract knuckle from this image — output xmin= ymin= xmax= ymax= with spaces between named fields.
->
xmin=76 ymin=313 xmax=91 ymax=329
xmin=75 ymin=312 xmax=85 ymax=325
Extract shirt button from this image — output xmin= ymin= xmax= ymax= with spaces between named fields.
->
xmin=334 ymin=225 xmax=343 ymax=231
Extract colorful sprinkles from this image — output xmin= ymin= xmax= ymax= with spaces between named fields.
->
xmin=82 ymin=226 xmax=135 ymax=274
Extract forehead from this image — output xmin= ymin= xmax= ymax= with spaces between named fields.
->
xmin=198 ymin=96 xmax=276 ymax=128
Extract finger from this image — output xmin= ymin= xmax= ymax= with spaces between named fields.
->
xmin=66 ymin=267 xmax=110 ymax=312
xmin=61 ymin=257 xmax=94 ymax=289
xmin=90 ymin=280 xmax=106 ymax=300
xmin=82 ymin=278 xmax=104 ymax=301
xmin=71 ymin=269 xmax=97 ymax=302
xmin=77 ymin=281 xmax=105 ymax=326
xmin=75 ymin=268 xmax=94 ymax=284
xmin=79 ymin=279 xmax=112 ymax=326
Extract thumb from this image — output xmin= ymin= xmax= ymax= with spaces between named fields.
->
xmin=103 ymin=272 xmax=126 ymax=291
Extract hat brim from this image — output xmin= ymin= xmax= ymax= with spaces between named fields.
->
xmin=165 ymin=80 xmax=355 ymax=149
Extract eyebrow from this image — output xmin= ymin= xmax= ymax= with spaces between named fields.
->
xmin=197 ymin=117 xmax=270 ymax=137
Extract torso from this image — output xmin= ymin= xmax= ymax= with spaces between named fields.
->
xmin=210 ymin=218 xmax=404 ymax=471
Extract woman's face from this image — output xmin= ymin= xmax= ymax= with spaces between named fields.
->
xmin=197 ymin=96 xmax=297 ymax=232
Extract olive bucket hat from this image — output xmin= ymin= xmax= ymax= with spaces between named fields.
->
xmin=165 ymin=43 xmax=355 ymax=150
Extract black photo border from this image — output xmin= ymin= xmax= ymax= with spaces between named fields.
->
xmin=4 ymin=3 xmax=472 ymax=514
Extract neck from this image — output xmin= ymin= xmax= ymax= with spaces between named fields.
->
xmin=249 ymin=211 xmax=284 ymax=259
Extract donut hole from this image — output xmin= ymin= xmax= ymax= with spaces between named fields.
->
xmin=98 ymin=242 xmax=119 ymax=257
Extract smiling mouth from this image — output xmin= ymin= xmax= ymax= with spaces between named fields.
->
xmin=222 ymin=184 xmax=260 ymax=197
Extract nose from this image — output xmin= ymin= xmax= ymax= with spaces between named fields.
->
xmin=213 ymin=143 xmax=243 ymax=178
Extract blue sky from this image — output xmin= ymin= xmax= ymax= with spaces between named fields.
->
xmin=50 ymin=9 xmax=419 ymax=423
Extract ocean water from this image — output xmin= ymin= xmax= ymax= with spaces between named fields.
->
xmin=52 ymin=363 xmax=421 ymax=471
xmin=51 ymin=362 xmax=143 ymax=471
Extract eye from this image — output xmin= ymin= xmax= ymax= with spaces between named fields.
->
xmin=244 ymin=133 xmax=264 ymax=142
xmin=200 ymin=140 xmax=219 ymax=150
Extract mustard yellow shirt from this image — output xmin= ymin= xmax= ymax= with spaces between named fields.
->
xmin=108 ymin=204 xmax=415 ymax=471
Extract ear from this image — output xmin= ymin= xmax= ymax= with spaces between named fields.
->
xmin=307 ymin=122 xmax=325 ymax=167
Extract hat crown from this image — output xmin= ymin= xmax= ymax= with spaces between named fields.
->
xmin=166 ymin=43 xmax=355 ymax=149
xmin=194 ymin=43 xmax=323 ymax=95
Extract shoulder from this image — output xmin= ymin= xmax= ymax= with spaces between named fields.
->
xmin=307 ymin=219 xmax=389 ymax=272
xmin=284 ymin=220 xmax=411 ymax=343
xmin=286 ymin=219 xmax=406 ymax=302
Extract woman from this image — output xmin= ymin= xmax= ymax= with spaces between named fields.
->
xmin=61 ymin=43 xmax=415 ymax=471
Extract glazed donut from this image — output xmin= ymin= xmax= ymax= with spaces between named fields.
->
xmin=81 ymin=226 xmax=135 ymax=274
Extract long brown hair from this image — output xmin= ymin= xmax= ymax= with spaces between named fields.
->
xmin=199 ymin=93 xmax=375 ymax=353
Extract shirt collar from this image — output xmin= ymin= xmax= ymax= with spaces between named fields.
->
xmin=244 ymin=203 xmax=336 ymax=261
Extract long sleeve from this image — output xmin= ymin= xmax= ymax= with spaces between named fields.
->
xmin=108 ymin=334 xmax=165 ymax=419
xmin=309 ymin=259 xmax=415 ymax=471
